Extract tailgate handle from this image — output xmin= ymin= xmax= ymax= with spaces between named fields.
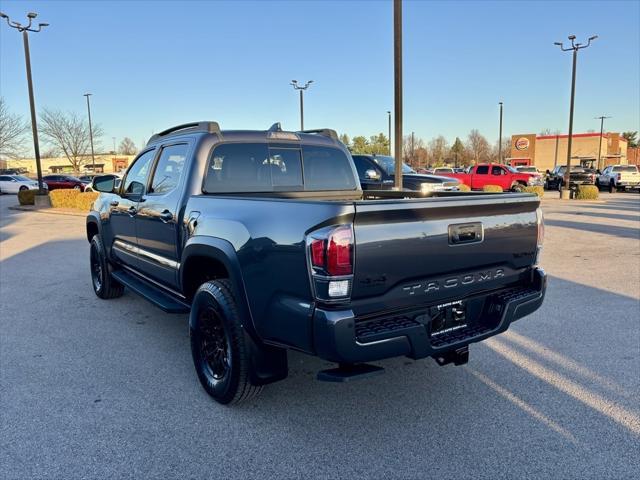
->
xmin=449 ymin=223 xmax=483 ymax=245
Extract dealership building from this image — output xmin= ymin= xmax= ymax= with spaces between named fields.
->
xmin=508 ymin=132 xmax=629 ymax=171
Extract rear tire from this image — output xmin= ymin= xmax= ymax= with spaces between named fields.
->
xmin=90 ymin=235 xmax=124 ymax=299
xmin=609 ymin=181 xmax=616 ymax=193
xmin=190 ymin=279 xmax=262 ymax=405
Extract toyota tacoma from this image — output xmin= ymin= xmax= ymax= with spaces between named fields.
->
xmin=87 ymin=121 xmax=546 ymax=405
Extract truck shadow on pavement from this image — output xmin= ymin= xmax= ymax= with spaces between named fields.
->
xmin=544 ymin=219 xmax=640 ymax=239
xmin=1 ymin=238 xmax=639 ymax=479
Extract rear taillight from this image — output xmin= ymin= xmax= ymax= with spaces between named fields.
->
xmin=309 ymin=225 xmax=353 ymax=276
xmin=617 ymin=173 xmax=622 ymax=181
xmin=307 ymin=224 xmax=354 ymax=300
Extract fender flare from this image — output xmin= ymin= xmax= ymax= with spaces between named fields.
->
xmin=86 ymin=212 xmax=101 ymax=242
xmin=181 ymin=236 xmax=288 ymax=385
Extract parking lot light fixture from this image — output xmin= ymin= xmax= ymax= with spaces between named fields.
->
xmin=0 ymin=11 xmax=49 ymax=194
xmin=84 ymin=93 xmax=96 ymax=173
xmin=290 ymin=80 xmax=313 ymax=130
xmin=555 ymin=34 xmax=597 ymax=198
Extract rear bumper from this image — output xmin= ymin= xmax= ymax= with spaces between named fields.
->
xmin=313 ymin=268 xmax=547 ymax=364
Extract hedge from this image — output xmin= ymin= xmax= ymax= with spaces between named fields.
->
xmin=49 ymin=189 xmax=99 ymax=210
xmin=18 ymin=189 xmax=36 ymax=205
xmin=482 ymin=185 xmax=503 ymax=193
xmin=575 ymin=185 xmax=599 ymax=200
xmin=522 ymin=186 xmax=544 ymax=198
xmin=458 ymin=184 xmax=471 ymax=192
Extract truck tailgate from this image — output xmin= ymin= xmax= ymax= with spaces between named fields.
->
xmin=351 ymin=194 xmax=540 ymax=314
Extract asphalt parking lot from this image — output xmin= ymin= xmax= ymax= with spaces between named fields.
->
xmin=1 ymin=192 xmax=639 ymax=479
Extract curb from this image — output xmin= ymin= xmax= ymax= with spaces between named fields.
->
xmin=8 ymin=205 xmax=86 ymax=217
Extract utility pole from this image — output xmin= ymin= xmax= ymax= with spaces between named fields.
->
xmin=112 ymin=137 xmax=116 ymax=155
xmin=387 ymin=110 xmax=391 ymax=155
xmin=595 ymin=115 xmax=611 ymax=171
xmin=393 ymin=0 xmax=403 ymax=190
xmin=84 ymin=93 xmax=96 ymax=173
xmin=411 ymin=131 xmax=415 ymax=167
xmin=498 ymin=102 xmax=503 ymax=163
xmin=290 ymin=80 xmax=313 ymax=130
xmin=555 ymin=34 xmax=597 ymax=198
xmin=0 ymin=11 xmax=49 ymax=194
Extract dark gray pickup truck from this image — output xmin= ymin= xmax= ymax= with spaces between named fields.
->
xmin=87 ymin=121 xmax=546 ymax=405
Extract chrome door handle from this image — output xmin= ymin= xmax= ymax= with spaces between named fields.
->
xmin=110 ymin=200 xmax=119 ymax=207
xmin=128 ymin=206 xmax=137 ymax=216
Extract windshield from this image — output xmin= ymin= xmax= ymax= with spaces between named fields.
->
xmin=13 ymin=176 xmax=33 ymax=182
xmin=372 ymin=155 xmax=416 ymax=175
xmin=517 ymin=167 xmax=537 ymax=172
xmin=612 ymin=166 xmax=638 ymax=172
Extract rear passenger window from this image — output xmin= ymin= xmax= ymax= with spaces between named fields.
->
xmin=204 ymin=143 xmax=357 ymax=193
xmin=150 ymin=144 xmax=188 ymax=194
xmin=302 ymin=146 xmax=357 ymax=191
xmin=476 ymin=166 xmax=489 ymax=175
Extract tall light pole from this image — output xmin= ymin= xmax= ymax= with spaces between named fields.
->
xmin=0 ymin=11 xmax=49 ymax=194
xmin=498 ymin=102 xmax=503 ymax=163
xmin=555 ymin=34 xmax=597 ymax=198
xmin=83 ymin=93 xmax=96 ymax=173
xmin=595 ymin=115 xmax=611 ymax=171
xmin=290 ymin=80 xmax=313 ymax=130
xmin=387 ymin=110 xmax=391 ymax=155
xmin=393 ymin=0 xmax=403 ymax=190
xmin=112 ymin=136 xmax=116 ymax=155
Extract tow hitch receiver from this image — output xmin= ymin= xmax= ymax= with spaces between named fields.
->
xmin=317 ymin=363 xmax=385 ymax=382
xmin=434 ymin=346 xmax=469 ymax=366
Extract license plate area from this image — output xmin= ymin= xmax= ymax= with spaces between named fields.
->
xmin=426 ymin=296 xmax=496 ymax=348
xmin=428 ymin=300 xmax=469 ymax=338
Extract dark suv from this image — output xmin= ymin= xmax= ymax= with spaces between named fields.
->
xmin=87 ymin=121 xmax=546 ymax=405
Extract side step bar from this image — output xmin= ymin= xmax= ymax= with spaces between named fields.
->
xmin=111 ymin=270 xmax=190 ymax=314
xmin=317 ymin=363 xmax=385 ymax=382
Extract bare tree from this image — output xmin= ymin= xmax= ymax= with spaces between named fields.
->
xmin=0 ymin=97 xmax=29 ymax=158
xmin=493 ymin=137 xmax=511 ymax=162
xmin=403 ymin=134 xmax=425 ymax=168
xmin=118 ymin=137 xmax=137 ymax=155
xmin=40 ymin=147 xmax=59 ymax=159
xmin=467 ymin=129 xmax=491 ymax=164
xmin=428 ymin=135 xmax=449 ymax=166
xmin=39 ymin=108 xmax=103 ymax=172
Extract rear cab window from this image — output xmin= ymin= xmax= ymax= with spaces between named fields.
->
xmin=203 ymin=143 xmax=357 ymax=193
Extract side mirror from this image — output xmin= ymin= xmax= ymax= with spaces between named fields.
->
xmin=546 ymin=169 xmax=551 ymax=175
xmin=364 ymin=169 xmax=381 ymax=180
xmin=93 ymin=174 xmax=117 ymax=193
xmin=596 ymin=169 xmax=601 ymax=175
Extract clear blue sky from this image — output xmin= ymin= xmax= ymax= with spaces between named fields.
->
xmin=1 ymin=0 xmax=639 ymax=153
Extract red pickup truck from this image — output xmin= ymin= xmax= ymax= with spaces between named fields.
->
xmin=447 ymin=164 xmax=542 ymax=191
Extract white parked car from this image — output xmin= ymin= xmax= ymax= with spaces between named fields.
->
xmin=0 ymin=175 xmax=48 ymax=194
xmin=596 ymin=165 xmax=640 ymax=192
